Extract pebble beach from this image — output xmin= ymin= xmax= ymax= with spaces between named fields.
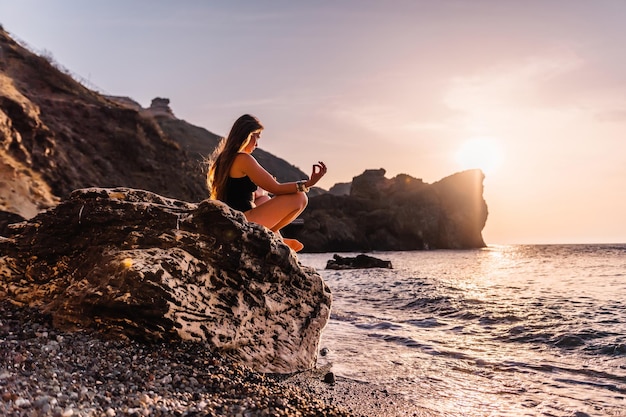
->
xmin=0 ymin=300 xmax=421 ymax=417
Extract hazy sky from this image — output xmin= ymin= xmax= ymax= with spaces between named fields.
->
xmin=2 ymin=1 xmax=625 ymax=244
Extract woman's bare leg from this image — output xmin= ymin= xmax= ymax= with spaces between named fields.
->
xmin=244 ymin=193 xmax=307 ymax=251
xmin=245 ymin=193 xmax=307 ymax=231
xmin=253 ymin=187 xmax=271 ymax=206
xmin=254 ymin=194 xmax=271 ymax=206
xmin=282 ymin=238 xmax=304 ymax=252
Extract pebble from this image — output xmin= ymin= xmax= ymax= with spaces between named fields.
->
xmin=33 ymin=395 xmax=51 ymax=409
xmin=0 ymin=300 xmax=352 ymax=417
xmin=14 ymin=398 xmax=30 ymax=408
xmin=324 ymin=372 xmax=336 ymax=385
xmin=61 ymin=408 xmax=74 ymax=417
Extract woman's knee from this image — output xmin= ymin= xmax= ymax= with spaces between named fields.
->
xmin=273 ymin=192 xmax=307 ymax=212
xmin=290 ymin=193 xmax=309 ymax=211
xmin=294 ymin=192 xmax=308 ymax=210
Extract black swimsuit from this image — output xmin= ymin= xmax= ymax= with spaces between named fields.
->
xmin=225 ymin=176 xmax=257 ymax=212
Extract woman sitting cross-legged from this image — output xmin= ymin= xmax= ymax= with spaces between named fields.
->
xmin=206 ymin=114 xmax=327 ymax=252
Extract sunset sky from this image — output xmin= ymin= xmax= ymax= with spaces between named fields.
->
xmin=2 ymin=1 xmax=625 ymax=244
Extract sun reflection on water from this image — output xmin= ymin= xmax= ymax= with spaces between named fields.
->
xmin=302 ymin=245 xmax=626 ymax=416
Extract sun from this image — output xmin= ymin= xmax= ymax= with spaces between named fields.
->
xmin=454 ymin=137 xmax=503 ymax=175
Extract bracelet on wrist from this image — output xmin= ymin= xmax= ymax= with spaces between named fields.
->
xmin=296 ymin=180 xmax=309 ymax=193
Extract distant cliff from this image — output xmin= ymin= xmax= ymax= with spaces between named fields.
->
xmin=292 ymin=169 xmax=488 ymax=252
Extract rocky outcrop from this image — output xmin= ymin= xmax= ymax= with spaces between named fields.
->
xmin=325 ymin=254 xmax=392 ymax=270
xmin=295 ymin=169 xmax=488 ymax=252
xmin=147 ymin=97 xmax=176 ymax=119
xmin=327 ymin=182 xmax=351 ymax=196
xmin=0 ymin=188 xmax=332 ymax=373
xmin=0 ymin=209 xmax=24 ymax=236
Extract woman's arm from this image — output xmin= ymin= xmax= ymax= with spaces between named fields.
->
xmin=236 ymin=153 xmax=300 ymax=195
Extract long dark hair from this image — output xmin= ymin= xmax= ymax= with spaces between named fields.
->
xmin=207 ymin=114 xmax=264 ymax=200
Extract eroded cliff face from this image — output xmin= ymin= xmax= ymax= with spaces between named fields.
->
xmin=0 ymin=188 xmax=331 ymax=373
xmin=0 ymin=29 xmax=207 ymax=218
xmin=294 ymin=169 xmax=488 ymax=252
xmin=0 ymin=69 xmax=59 ymax=217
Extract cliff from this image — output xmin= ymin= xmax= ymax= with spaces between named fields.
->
xmin=294 ymin=169 xmax=488 ymax=252
xmin=0 ymin=188 xmax=331 ymax=373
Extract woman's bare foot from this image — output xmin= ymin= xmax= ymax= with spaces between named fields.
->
xmin=283 ymin=238 xmax=304 ymax=252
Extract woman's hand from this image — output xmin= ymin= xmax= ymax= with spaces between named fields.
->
xmin=307 ymin=161 xmax=327 ymax=188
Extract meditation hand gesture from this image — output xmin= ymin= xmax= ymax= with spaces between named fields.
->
xmin=308 ymin=162 xmax=328 ymax=187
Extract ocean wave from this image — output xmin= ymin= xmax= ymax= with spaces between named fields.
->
xmin=478 ymin=314 xmax=524 ymax=325
xmin=369 ymin=333 xmax=426 ymax=349
xmin=496 ymin=327 xmax=626 ymax=358
xmin=550 ymin=330 xmax=623 ymax=350
xmin=404 ymin=318 xmax=446 ymax=328
xmin=585 ymin=343 xmax=626 ymax=355
xmin=402 ymin=296 xmax=452 ymax=311
xmin=355 ymin=321 xmax=403 ymax=331
xmin=553 ymin=334 xmax=587 ymax=348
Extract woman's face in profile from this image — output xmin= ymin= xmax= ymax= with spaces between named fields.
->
xmin=242 ymin=130 xmax=261 ymax=153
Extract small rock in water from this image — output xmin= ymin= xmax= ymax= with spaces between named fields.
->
xmin=326 ymin=254 xmax=392 ymax=270
xmin=323 ymin=372 xmax=336 ymax=384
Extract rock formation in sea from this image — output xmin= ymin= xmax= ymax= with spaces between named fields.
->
xmin=325 ymin=254 xmax=393 ymax=270
xmin=0 ymin=188 xmax=331 ymax=374
xmin=294 ymin=168 xmax=488 ymax=252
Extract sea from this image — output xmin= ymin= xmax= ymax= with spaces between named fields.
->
xmin=299 ymin=244 xmax=626 ymax=417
